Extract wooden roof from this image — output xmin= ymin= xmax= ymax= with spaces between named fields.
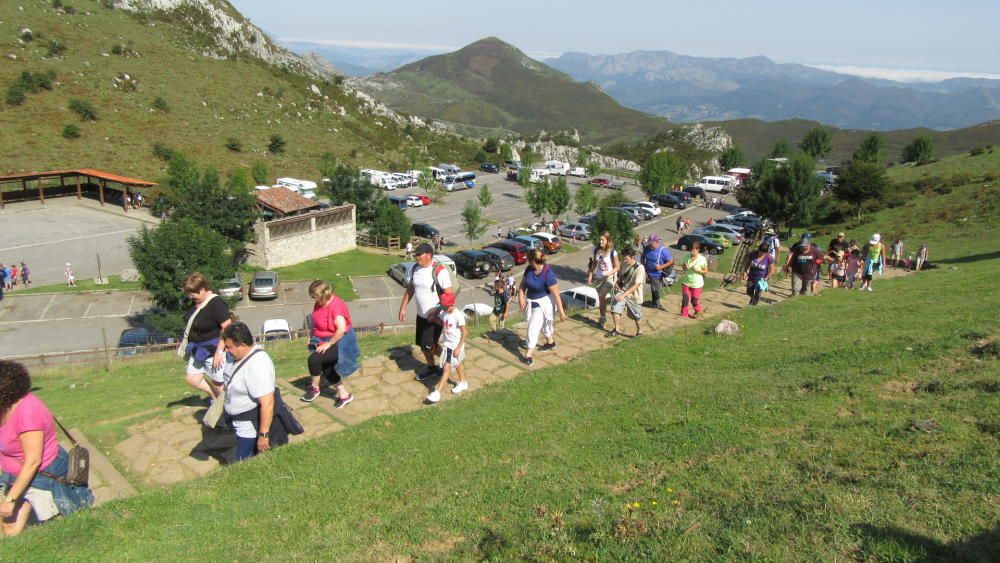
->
xmin=0 ymin=169 xmax=157 ymax=187
xmin=255 ymin=187 xmax=320 ymax=215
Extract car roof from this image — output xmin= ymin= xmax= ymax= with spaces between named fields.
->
xmin=562 ymin=285 xmax=599 ymax=299
xmin=457 ymin=249 xmax=489 ymax=257
xmin=481 ymin=247 xmax=510 ymax=256
xmin=491 ymin=240 xmax=526 ymax=250
xmin=253 ymin=271 xmax=276 ymax=277
xmin=262 ymin=319 xmax=291 ymax=332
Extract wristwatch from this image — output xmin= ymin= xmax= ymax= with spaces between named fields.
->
xmin=3 ymin=494 xmax=16 ymax=503
xmin=258 ymin=432 xmax=269 ymax=439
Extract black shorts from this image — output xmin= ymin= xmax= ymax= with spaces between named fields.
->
xmin=415 ymin=315 xmax=442 ymax=352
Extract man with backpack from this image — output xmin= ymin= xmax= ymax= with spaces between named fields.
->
xmin=398 ymin=243 xmax=454 ymax=381
xmin=641 ymin=235 xmax=673 ymax=310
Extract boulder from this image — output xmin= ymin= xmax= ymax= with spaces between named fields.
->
xmin=714 ymin=319 xmax=739 ymax=336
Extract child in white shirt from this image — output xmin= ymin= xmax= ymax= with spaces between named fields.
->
xmin=426 ymin=292 xmax=468 ymax=403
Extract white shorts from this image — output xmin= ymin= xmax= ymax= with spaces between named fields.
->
xmin=24 ymin=487 xmax=60 ymax=522
xmin=438 ymin=346 xmax=465 ymax=368
xmin=187 ymin=354 xmax=222 ymax=377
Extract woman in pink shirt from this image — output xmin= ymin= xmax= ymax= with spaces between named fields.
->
xmin=301 ymin=281 xmax=360 ymax=408
xmin=0 ymin=361 xmax=92 ymax=535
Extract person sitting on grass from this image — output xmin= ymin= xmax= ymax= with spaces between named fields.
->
xmin=425 ymin=292 xmax=468 ymax=404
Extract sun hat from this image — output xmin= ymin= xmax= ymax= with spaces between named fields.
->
xmin=870 ymin=233 xmax=881 ymax=245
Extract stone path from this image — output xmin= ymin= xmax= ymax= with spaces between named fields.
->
xmin=92 ymin=267 xmax=911 ymax=501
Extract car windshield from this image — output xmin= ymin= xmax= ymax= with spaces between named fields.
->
xmin=253 ymin=278 xmax=273 ymax=287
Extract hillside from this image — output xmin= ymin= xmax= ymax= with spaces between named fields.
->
xmin=0 ymin=0 xmax=480 ymax=182
xmin=713 ymin=118 xmax=1000 ymax=163
xmin=548 ymin=50 xmax=1000 ymax=130
xmin=349 ymin=37 xmax=673 ymax=146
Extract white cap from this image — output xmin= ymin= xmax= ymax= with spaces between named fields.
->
xmin=870 ymin=233 xmax=881 ymax=244
xmin=66 ymin=262 xmax=71 ymax=266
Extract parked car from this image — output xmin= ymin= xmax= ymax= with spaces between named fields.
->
xmin=560 ymin=285 xmax=601 ymax=311
xmin=558 ymin=222 xmax=592 ymax=240
xmin=411 ymin=222 xmax=440 ymax=239
xmin=414 ymin=194 xmax=432 ymax=205
xmin=116 ymin=327 xmax=175 ymax=357
xmin=513 ymin=235 xmax=544 ymax=253
xmin=480 ymin=247 xmax=514 ymax=272
xmin=387 ymin=195 xmax=410 ymax=209
xmin=218 ymin=276 xmax=244 ymax=299
xmin=405 ymin=195 xmax=424 ymax=207
xmin=693 ymin=224 xmax=745 ymax=244
xmin=529 ymin=232 xmax=562 ymax=254
xmin=249 ymin=271 xmax=279 ymax=300
xmin=260 ymin=319 xmax=292 ymax=341
xmin=452 ymin=250 xmax=493 ymax=279
xmin=609 ymin=207 xmax=641 ymax=225
xmin=700 ymin=232 xmax=731 ymax=248
xmin=676 ymin=234 xmax=725 ymax=255
xmin=485 ymin=240 xmax=529 ymax=264
xmin=590 ymin=178 xmax=610 ymax=187
xmin=619 ymin=204 xmax=653 ymax=221
xmin=651 ymin=192 xmax=688 ymax=209
xmin=387 ymin=262 xmax=414 ymax=286
xmin=609 ymin=179 xmax=626 ymax=189
xmin=577 ymin=214 xmax=596 ymax=226
xmin=627 ymin=201 xmax=661 ymax=217
xmin=683 ymin=186 xmax=705 ymax=199
xmin=479 ymin=163 xmax=500 ymax=173
xmin=695 ymin=175 xmax=735 ymax=194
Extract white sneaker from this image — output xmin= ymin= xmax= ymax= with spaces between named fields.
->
xmin=452 ymin=381 xmax=469 ymax=394
xmin=426 ymin=390 xmax=441 ymax=403
xmin=867 ymin=287 xmax=873 ymax=292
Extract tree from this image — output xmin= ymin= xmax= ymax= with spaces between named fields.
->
xmin=525 ymin=181 xmax=551 ymax=219
xmin=585 ymin=160 xmax=601 ymax=177
xmin=547 ymin=175 xmax=572 ymax=219
xmin=500 ymin=143 xmax=513 ymax=162
xmin=370 ymin=199 xmax=411 ymax=242
xmin=226 ymin=168 xmax=254 ymax=194
xmin=128 ymin=218 xmax=235 ymax=334
xmin=159 ymin=154 xmax=258 ymax=245
xmin=482 ymin=137 xmax=499 ymax=153
xmin=574 ymin=182 xmax=598 ymax=215
xmin=852 ymin=132 xmax=885 ymax=164
xmin=640 ymin=151 xmax=687 ymax=196
xmin=593 ymin=207 xmax=634 ymax=253
xmin=799 ymin=127 xmax=832 ymax=159
xmin=901 ymin=135 xmax=935 ymax=164
xmin=477 ymin=183 xmax=494 ymax=210
xmin=770 ymin=139 xmax=792 ymax=159
xmin=576 ymin=148 xmax=591 ymax=167
xmin=460 ymin=200 xmax=487 ymax=242
xmin=719 ymin=145 xmax=744 ymax=170
xmin=267 ymin=134 xmax=286 ymax=154
xmin=250 ymin=160 xmax=269 ymax=185
xmin=833 ymin=159 xmax=889 ymax=220
xmin=737 ymin=153 xmax=824 ymax=235
xmin=518 ymin=151 xmax=536 ymax=188
xmin=320 ymin=157 xmax=384 ymax=225
xmin=418 ymin=166 xmax=437 ymax=194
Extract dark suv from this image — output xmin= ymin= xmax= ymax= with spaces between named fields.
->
xmin=452 ymin=250 xmax=492 ymax=278
xmin=651 ymin=192 xmax=688 ymax=209
xmin=411 ymin=223 xmax=439 ymax=239
xmin=479 ymin=163 xmax=500 ymax=173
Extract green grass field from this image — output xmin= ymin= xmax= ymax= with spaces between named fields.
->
xmin=4 ymin=155 xmax=997 ymax=560
xmin=11 ymin=274 xmax=142 ymax=295
xmin=269 ymin=248 xmax=400 ymax=300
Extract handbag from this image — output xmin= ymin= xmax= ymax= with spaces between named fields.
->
xmin=25 ymin=417 xmax=90 ymax=487
xmin=204 ymin=348 xmax=258 ymax=429
xmin=177 ymin=295 xmax=216 ymax=357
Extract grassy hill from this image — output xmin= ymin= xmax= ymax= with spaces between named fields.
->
xmin=351 ymin=37 xmax=673 ymax=146
xmin=0 ymin=0 xmax=480 ymax=182
xmin=4 ymin=154 xmax=998 ymax=559
xmin=715 ymin=117 xmax=1000 ymax=164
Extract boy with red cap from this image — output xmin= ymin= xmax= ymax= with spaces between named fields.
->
xmin=426 ymin=291 xmax=469 ymax=404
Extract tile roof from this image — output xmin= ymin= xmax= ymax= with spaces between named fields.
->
xmin=254 ymin=187 xmax=320 ymax=215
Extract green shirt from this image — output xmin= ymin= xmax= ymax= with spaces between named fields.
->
xmin=682 ymin=254 xmax=708 ymax=289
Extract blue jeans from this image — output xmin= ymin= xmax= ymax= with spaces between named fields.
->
xmin=235 ymin=436 xmax=257 ymax=461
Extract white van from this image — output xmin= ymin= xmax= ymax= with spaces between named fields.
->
xmin=429 ymin=166 xmax=446 ymax=181
xmin=568 ymin=166 xmax=586 ymax=177
xmin=695 ymin=175 xmax=736 ymax=194
xmin=544 ymin=160 xmax=570 ymax=175
xmin=275 ymin=177 xmax=318 ymax=199
xmin=438 ymin=163 xmax=461 ymax=175
xmin=529 ymin=168 xmax=550 ymax=183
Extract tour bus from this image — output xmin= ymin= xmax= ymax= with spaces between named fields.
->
xmin=443 ymin=172 xmax=477 ymax=191
xmin=695 ymin=175 xmax=736 ymax=194
xmin=274 ymin=177 xmax=318 ymax=199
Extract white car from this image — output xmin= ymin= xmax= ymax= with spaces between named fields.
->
xmin=260 ymin=319 xmax=291 ymax=341
xmin=560 ymin=286 xmax=603 ymax=311
xmin=405 ymin=195 xmax=424 ymax=207
xmin=628 ymin=201 xmax=661 ymax=217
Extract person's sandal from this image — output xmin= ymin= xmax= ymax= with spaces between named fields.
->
xmin=605 ymin=329 xmax=620 ymax=338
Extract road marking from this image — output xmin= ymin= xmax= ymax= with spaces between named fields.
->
xmin=127 ymin=294 xmax=136 ymax=314
xmin=38 ymin=295 xmax=57 ymax=320
xmin=0 ymin=228 xmax=139 ymax=252
xmin=82 ymin=301 xmax=94 ymax=318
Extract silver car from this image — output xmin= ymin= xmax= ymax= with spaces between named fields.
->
xmin=218 ymin=276 xmax=243 ymax=299
xmin=558 ymin=223 xmax=591 ymax=240
xmin=249 ymin=271 xmax=279 ymax=300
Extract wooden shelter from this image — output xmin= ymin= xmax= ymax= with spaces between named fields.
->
xmin=0 ymin=169 xmax=157 ymax=209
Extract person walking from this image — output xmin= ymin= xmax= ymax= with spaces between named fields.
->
xmin=783 ymin=234 xmax=824 ymax=296
xmin=679 ymin=242 xmax=708 ymax=318
xmin=209 ymin=323 xmax=278 ymax=462
xmin=916 ymin=244 xmax=929 ymax=271
xmin=642 ymin=234 xmax=673 ymax=310
xmin=829 ymin=250 xmax=847 ymax=288
xmin=845 ymin=248 xmax=862 ymax=289
xmin=425 ymin=292 xmax=468 ymax=403
xmin=518 ymin=250 xmax=568 ymax=366
xmin=858 ymin=233 xmax=886 ymax=292
xmin=675 ymin=215 xmax=684 ymax=234
xmin=8 ymin=264 xmax=17 ymax=290
xmin=608 ymin=246 xmax=645 ymax=337
xmin=585 ymin=231 xmax=620 ymax=327
xmin=496 ymin=226 xmax=502 ymax=240
xmin=399 ymin=243 xmax=454 ymax=381
xmin=743 ymin=242 xmax=775 ymax=306
xmin=404 ymin=240 xmax=414 ymax=260
xmin=0 ymin=361 xmax=93 ymax=536
xmin=301 ymin=281 xmax=360 ymax=408
xmin=180 ymin=272 xmax=232 ymax=399
xmin=63 ymin=263 xmax=76 ymax=287
xmin=762 ymin=228 xmax=781 ymax=266
xmin=490 ymin=276 xmax=510 ymax=333
xmin=890 ymin=238 xmax=904 ymax=268
xmin=18 ymin=262 xmax=29 ymax=288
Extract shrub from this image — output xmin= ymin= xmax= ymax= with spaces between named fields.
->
xmin=33 ymin=70 xmax=56 ymax=90
xmin=5 ymin=83 xmax=27 ymax=106
xmin=62 ymin=123 xmax=81 ymax=139
xmin=152 ymin=96 xmax=169 ymax=112
xmin=970 ymin=147 xmax=985 ymax=157
xmin=267 ymin=134 xmax=286 ymax=154
xmin=69 ymin=98 xmax=97 ymax=121
xmin=224 ymin=137 xmax=243 ymax=152
xmin=20 ymin=30 xmax=35 ymax=42
xmin=152 ymin=142 xmax=177 ymax=162
xmin=983 ymin=172 xmax=999 ymax=183
xmin=949 ymin=172 xmax=973 ymax=187
xmin=250 ymin=160 xmax=268 ymax=184
xmin=46 ymin=39 xmax=67 ymax=57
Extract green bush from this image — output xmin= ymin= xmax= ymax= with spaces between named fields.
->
xmin=62 ymin=123 xmax=81 ymax=139
xmin=68 ymin=98 xmax=97 ymax=121
xmin=152 ymin=142 xmax=177 ymax=162
xmin=224 ymin=137 xmax=243 ymax=152
xmin=152 ymin=96 xmax=169 ymax=112
xmin=267 ymin=134 xmax=286 ymax=154
xmin=949 ymin=172 xmax=973 ymax=187
xmin=5 ymin=83 xmax=26 ymax=106
xmin=33 ymin=70 xmax=56 ymax=90
xmin=969 ymin=147 xmax=985 ymax=157
xmin=46 ymin=39 xmax=67 ymax=57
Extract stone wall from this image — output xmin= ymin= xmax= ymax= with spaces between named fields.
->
xmin=247 ymin=205 xmax=356 ymax=269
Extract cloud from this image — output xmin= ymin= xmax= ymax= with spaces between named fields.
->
xmin=809 ymin=64 xmax=1000 ymax=83
xmin=280 ymin=37 xmax=456 ymax=52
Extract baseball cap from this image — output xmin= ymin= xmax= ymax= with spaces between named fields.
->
xmin=837 ymin=232 xmax=845 ymax=237
xmin=414 ymin=242 xmax=434 ymax=255
xmin=439 ymin=292 xmax=455 ymax=307
xmin=870 ymin=233 xmax=881 ymax=244
xmin=647 ymin=234 xmax=660 ymax=244
xmin=800 ymin=232 xmax=812 ymax=240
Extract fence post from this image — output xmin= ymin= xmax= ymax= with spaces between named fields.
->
xmin=102 ymin=328 xmax=113 ymax=372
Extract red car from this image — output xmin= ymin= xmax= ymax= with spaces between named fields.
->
xmin=485 ymin=240 xmax=529 ymax=264
xmin=415 ymin=194 xmax=432 ymax=205
xmin=590 ymin=178 xmax=610 ymax=187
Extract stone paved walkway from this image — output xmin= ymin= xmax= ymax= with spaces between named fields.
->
xmin=94 ymin=267 xmax=911 ymax=501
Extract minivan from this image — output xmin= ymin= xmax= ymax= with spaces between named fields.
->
xmin=452 ymin=250 xmax=492 ymax=279
xmin=695 ymin=176 xmax=736 ymax=194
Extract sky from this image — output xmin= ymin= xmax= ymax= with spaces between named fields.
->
xmin=229 ymin=0 xmax=1000 ymax=81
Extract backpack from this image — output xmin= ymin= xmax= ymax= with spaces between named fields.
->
xmin=590 ymin=247 xmax=616 ymax=272
xmin=409 ymin=261 xmax=449 ymax=296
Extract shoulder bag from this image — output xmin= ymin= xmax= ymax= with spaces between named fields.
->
xmin=177 ymin=294 xmax=216 ymax=357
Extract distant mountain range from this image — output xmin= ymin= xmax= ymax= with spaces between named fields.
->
xmin=546 ymin=51 xmax=1000 ymax=131
xmin=279 ymin=41 xmax=436 ymax=76
xmin=349 ymin=38 xmax=671 ymax=145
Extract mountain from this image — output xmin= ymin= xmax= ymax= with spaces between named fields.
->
xmin=546 ymin=50 xmax=1000 ymax=131
xmin=349 ymin=38 xmax=672 ymax=145
xmin=279 ymin=41 xmax=439 ymax=77
xmin=0 ymin=0 xmax=478 ymax=179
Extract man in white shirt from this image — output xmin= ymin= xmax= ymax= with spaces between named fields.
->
xmin=210 ymin=322 xmax=275 ymax=461
xmin=398 ymin=243 xmax=454 ymax=381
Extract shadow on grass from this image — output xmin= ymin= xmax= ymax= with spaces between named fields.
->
xmin=935 ymin=250 xmax=1000 ymax=264
xmin=853 ymin=522 xmax=1000 ymax=562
